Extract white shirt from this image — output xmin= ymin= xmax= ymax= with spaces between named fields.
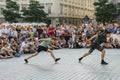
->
xmin=1 ymin=28 xmax=9 ymax=38
xmin=0 ymin=29 xmax=2 ymax=37
xmin=20 ymin=41 xmax=29 ymax=51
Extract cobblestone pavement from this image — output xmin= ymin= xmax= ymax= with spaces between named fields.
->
xmin=0 ymin=49 xmax=120 ymax=80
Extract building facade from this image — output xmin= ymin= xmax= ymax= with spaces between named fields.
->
xmin=0 ymin=0 xmax=94 ymax=26
xmin=109 ymin=0 xmax=120 ymax=3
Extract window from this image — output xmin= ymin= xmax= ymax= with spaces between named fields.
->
xmin=13 ymin=0 xmax=19 ymax=2
xmin=60 ymin=4 xmax=63 ymax=15
xmin=0 ymin=8 xmax=4 ymax=14
xmin=0 ymin=0 xmax=4 ymax=2
xmin=64 ymin=5 xmax=67 ymax=15
xmin=48 ymin=6 xmax=51 ymax=14
xmin=64 ymin=0 xmax=67 ymax=2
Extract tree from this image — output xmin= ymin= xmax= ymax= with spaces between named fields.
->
xmin=94 ymin=0 xmax=116 ymax=25
xmin=3 ymin=0 xmax=20 ymax=23
xmin=21 ymin=0 xmax=47 ymax=22
xmin=116 ymin=3 xmax=120 ymax=14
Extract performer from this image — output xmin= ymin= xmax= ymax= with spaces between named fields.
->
xmin=79 ymin=30 xmax=111 ymax=65
xmin=24 ymin=37 xmax=60 ymax=64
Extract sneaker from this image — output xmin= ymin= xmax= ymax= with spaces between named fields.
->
xmin=55 ymin=58 xmax=61 ymax=63
xmin=24 ymin=59 xmax=28 ymax=64
xmin=79 ymin=57 xmax=83 ymax=63
xmin=101 ymin=60 xmax=108 ymax=65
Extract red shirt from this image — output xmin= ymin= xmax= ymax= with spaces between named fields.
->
xmin=48 ymin=27 xmax=55 ymax=36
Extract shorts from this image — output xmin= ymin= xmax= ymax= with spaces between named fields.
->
xmin=89 ymin=43 xmax=104 ymax=53
xmin=37 ymin=46 xmax=48 ymax=52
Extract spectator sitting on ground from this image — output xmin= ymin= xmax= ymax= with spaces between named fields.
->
xmin=105 ymin=37 xmax=114 ymax=49
xmin=54 ymin=39 xmax=62 ymax=49
xmin=27 ymin=38 xmax=36 ymax=53
xmin=75 ymin=36 xmax=83 ymax=48
xmin=60 ymin=37 xmax=67 ymax=48
xmin=68 ymin=37 xmax=74 ymax=48
xmin=20 ymin=38 xmax=31 ymax=54
xmin=0 ymin=43 xmax=14 ymax=58
xmin=113 ymin=38 xmax=120 ymax=48
xmin=9 ymin=39 xmax=19 ymax=55
xmin=85 ymin=40 xmax=92 ymax=48
xmin=51 ymin=38 xmax=60 ymax=49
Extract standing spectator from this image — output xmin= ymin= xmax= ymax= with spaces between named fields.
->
xmin=43 ymin=26 xmax=48 ymax=38
xmin=37 ymin=26 xmax=43 ymax=39
xmin=0 ymin=25 xmax=2 ymax=38
xmin=58 ymin=27 xmax=64 ymax=37
xmin=72 ymin=33 xmax=76 ymax=45
xmin=48 ymin=24 xmax=55 ymax=37
xmin=20 ymin=27 xmax=28 ymax=42
xmin=9 ymin=25 xmax=18 ymax=39
xmin=1 ymin=25 xmax=8 ymax=38
xmin=28 ymin=26 xmax=34 ymax=39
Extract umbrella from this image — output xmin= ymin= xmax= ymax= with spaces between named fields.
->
xmin=1 ymin=22 xmax=10 ymax=26
xmin=38 ymin=22 xmax=47 ymax=26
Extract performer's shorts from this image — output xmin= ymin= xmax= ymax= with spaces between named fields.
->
xmin=89 ymin=44 xmax=104 ymax=53
xmin=37 ymin=46 xmax=48 ymax=52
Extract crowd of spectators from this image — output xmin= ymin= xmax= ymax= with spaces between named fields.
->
xmin=0 ymin=23 xmax=120 ymax=59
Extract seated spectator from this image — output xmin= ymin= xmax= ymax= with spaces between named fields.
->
xmin=51 ymin=39 xmax=60 ymax=49
xmin=105 ymin=37 xmax=114 ymax=49
xmin=60 ymin=37 xmax=67 ymax=48
xmin=81 ymin=35 xmax=87 ymax=48
xmin=0 ymin=43 xmax=14 ymax=58
xmin=20 ymin=39 xmax=31 ymax=54
xmin=28 ymin=38 xmax=37 ymax=53
xmin=68 ymin=37 xmax=74 ymax=48
xmin=116 ymin=26 xmax=120 ymax=34
xmin=85 ymin=40 xmax=92 ymax=48
xmin=113 ymin=38 xmax=120 ymax=48
xmin=9 ymin=39 xmax=20 ymax=56
xmin=75 ymin=37 xmax=83 ymax=48
xmin=0 ymin=38 xmax=3 ymax=48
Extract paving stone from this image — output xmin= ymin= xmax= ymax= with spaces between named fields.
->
xmin=0 ymin=49 xmax=120 ymax=80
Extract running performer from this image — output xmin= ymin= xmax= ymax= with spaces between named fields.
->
xmin=78 ymin=30 xmax=111 ymax=65
xmin=24 ymin=37 xmax=60 ymax=64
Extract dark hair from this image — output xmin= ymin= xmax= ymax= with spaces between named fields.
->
xmin=52 ymin=37 xmax=57 ymax=40
xmin=3 ymin=43 xmax=7 ymax=46
xmin=105 ymin=30 xmax=111 ymax=34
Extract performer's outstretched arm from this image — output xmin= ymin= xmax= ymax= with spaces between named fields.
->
xmin=88 ymin=33 xmax=98 ymax=41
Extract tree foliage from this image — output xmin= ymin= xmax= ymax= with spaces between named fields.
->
xmin=21 ymin=0 xmax=47 ymax=22
xmin=3 ymin=0 xmax=20 ymax=23
xmin=94 ymin=0 xmax=116 ymax=25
